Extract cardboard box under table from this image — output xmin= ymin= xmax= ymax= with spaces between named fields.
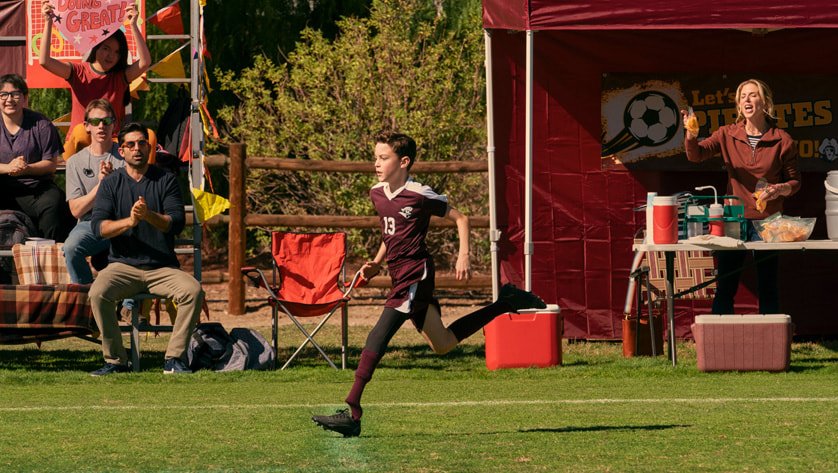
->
xmin=692 ymin=314 xmax=792 ymax=372
xmin=484 ymin=305 xmax=562 ymax=370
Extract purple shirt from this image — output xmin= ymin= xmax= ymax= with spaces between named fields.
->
xmin=0 ymin=109 xmax=62 ymax=189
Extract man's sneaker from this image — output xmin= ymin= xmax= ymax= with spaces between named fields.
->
xmin=90 ymin=363 xmax=131 ymax=377
xmin=498 ymin=283 xmax=547 ymax=312
xmin=312 ymin=409 xmax=361 ymax=437
xmin=163 ymin=358 xmax=193 ymax=374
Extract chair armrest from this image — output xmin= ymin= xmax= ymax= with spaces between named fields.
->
xmin=241 ymin=266 xmax=282 ymax=302
xmin=240 ymin=266 xmax=265 ymax=288
xmin=343 ymin=270 xmax=366 ymax=296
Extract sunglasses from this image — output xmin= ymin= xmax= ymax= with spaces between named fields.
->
xmin=0 ymin=91 xmax=23 ymax=100
xmin=121 ymin=139 xmax=149 ymax=149
xmin=86 ymin=117 xmax=115 ymax=126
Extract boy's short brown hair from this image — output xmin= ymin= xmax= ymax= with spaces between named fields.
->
xmin=84 ymin=98 xmax=116 ymax=122
xmin=376 ymin=131 xmax=417 ymax=169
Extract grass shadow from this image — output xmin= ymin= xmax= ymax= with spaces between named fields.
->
xmin=519 ymin=424 xmax=691 ymax=434
xmin=363 ymin=423 xmax=690 ymax=438
xmin=787 ymin=362 xmax=838 ymax=373
xmin=274 ymin=343 xmax=487 ymax=370
xmin=0 ymin=347 xmax=101 ymax=372
xmin=0 ymin=343 xmax=169 ymax=373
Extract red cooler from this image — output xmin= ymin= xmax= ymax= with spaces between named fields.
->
xmin=484 ymin=305 xmax=562 ymax=370
xmin=692 ymin=314 xmax=792 ymax=372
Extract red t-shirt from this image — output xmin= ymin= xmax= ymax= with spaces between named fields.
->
xmin=67 ymin=62 xmax=128 ymax=133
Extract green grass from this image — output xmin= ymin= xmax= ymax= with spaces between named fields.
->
xmin=0 ymin=327 xmax=836 ymax=473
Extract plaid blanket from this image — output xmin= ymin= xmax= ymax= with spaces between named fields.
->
xmin=0 ymin=284 xmax=98 ymax=344
xmin=11 ymin=243 xmax=71 ymax=285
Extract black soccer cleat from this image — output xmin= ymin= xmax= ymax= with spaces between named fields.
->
xmin=498 ymin=283 xmax=547 ymax=312
xmin=312 ymin=409 xmax=361 ymax=437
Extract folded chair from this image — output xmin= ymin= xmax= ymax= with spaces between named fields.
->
xmin=627 ymin=236 xmax=717 ymax=355
xmin=242 ymin=232 xmax=364 ymax=369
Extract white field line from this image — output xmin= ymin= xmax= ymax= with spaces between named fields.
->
xmin=0 ymin=397 xmax=836 ymax=413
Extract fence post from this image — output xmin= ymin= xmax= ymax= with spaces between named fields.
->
xmin=228 ymin=143 xmax=246 ymax=315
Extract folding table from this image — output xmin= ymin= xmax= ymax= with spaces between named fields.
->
xmin=631 ymin=240 xmax=838 ymax=366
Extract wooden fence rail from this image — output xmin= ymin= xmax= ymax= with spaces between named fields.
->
xmin=212 ymin=143 xmax=490 ymax=315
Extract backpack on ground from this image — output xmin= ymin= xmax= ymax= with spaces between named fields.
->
xmin=186 ymin=323 xmax=275 ymax=371
xmin=0 ymin=210 xmax=37 ymax=284
xmin=222 ymin=328 xmax=275 ymax=371
xmin=187 ymin=322 xmax=234 ymax=371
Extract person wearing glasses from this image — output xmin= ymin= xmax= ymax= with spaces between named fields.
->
xmin=0 ymin=73 xmax=70 ymax=241
xmin=88 ymin=122 xmax=202 ymax=376
xmin=63 ymin=99 xmax=126 ymax=283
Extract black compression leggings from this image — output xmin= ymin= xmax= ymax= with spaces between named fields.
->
xmin=363 ymin=307 xmax=411 ymax=355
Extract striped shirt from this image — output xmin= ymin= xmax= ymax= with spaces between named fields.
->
xmin=747 ymin=134 xmax=762 ymax=149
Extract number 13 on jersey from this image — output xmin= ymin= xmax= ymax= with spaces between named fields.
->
xmin=383 ymin=217 xmax=396 ymax=235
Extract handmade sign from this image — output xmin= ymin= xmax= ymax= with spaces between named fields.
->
xmin=46 ymin=0 xmax=133 ymax=55
xmin=601 ymin=73 xmax=838 ymax=172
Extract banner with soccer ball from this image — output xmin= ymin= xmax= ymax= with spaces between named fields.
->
xmin=601 ymin=74 xmax=838 ymax=171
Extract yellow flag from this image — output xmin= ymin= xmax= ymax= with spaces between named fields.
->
xmin=191 ymin=188 xmax=230 ymax=223
xmin=129 ymin=75 xmax=149 ymax=99
xmin=150 ymin=49 xmax=186 ymax=79
xmin=52 ymin=112 xmax=71 ymax=135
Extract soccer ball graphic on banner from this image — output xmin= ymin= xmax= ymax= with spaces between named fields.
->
xmin=625 ymin=92 xmax=679 ymax=146
xmin=602 ymin=90 xmax=681 ymax=158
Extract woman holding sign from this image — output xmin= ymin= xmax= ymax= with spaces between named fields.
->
xmin=39 ymin=0 xmax=151 ymax=160
xmin=681 ymin=78 xmax=800 ymax=315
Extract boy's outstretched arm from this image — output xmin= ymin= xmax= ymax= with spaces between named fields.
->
xmin=446 ymin=207 xmax=471 ymax=280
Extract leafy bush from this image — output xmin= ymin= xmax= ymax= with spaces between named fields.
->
xmin=216 ymin=0 xmax=487 ymax=270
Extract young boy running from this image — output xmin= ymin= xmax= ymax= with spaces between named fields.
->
xmin=312 ymin=132 xmax=546 ymax=437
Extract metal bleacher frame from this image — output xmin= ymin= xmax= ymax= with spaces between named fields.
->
xmin=1 ymin=1 xmax=206 ymax=371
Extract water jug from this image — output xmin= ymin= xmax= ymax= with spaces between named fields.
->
xmin=652 ymin=196 xmax=678 ymax=244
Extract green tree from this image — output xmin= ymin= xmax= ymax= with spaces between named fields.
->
xmin=216 ymin=0 xmax=487 ymax=269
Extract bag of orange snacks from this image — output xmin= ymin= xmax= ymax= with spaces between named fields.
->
xmin=754 ymin=213 xmax=816 ymax=242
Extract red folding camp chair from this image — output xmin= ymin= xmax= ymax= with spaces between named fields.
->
xmin=241 ymin=232 xmax=364 ymax=369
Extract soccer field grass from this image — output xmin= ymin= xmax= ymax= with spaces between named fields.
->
xmin=0 ymin=330 xmax=835 ymax=472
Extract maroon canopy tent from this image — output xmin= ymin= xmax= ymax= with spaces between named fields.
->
xmin=483 ymin=0 xmax=838 ymax=339
xmin=0 ymin=0 xmax=25 ymax=77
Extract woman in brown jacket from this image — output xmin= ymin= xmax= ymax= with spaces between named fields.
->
xmin=682 ymin=78 xmax=801 ymax=314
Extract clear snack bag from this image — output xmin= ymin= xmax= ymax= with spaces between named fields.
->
xmin=754 ymin=213 xmax=816 ymax=242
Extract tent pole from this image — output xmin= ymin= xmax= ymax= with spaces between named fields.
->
xmin=524 ymin=30 xmax=534 ymax=292
xmin=189 ymin=0 xmax=203 ymax=280
xmin=484 ymin=29 xmax=500 ymax=300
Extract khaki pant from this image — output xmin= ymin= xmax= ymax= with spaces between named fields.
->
xmin=89 ymin=262 xmax=204 ymax=365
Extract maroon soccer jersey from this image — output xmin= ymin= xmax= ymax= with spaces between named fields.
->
xmin=370 ymin=180 xmax=449 ymax=312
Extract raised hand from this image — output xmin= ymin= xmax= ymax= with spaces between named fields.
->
xmin=124 ymin=2 xmax=138 ymax=26
xmin=681 ymin=108 xmax=699 ymax=138
xmin=98 ymin=161 xmax=113 ymax=181
xmin=41 ymin=0 xmax=54 ymax=21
